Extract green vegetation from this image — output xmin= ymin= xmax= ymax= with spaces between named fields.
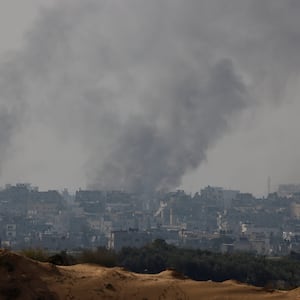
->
xmin=20 ymin=248 xmax=49 ymax=262
xmin=117 ymin=240 xmax=300 ymax=289
xmin=114 ymin=239 xmax=300 ymax=289
xmin=20 ymin=248 xmax=76 ymax=266
xmin=77 ymin=247 xmax=117 ymax=267
xmin=16 ymin=241 xmax=300 ymax=290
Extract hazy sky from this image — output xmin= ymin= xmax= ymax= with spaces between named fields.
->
xmin=0 ymin=0 xmax=300 ymax=196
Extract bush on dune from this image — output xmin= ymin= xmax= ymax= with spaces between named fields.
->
xmin=20 ymin=248 xmax=49 ymax=262
xmin=77 ymin=247 xmax=117 ymax=267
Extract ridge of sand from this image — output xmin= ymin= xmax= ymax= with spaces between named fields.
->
xmin=1 ymin=249 xmax=300 ymax=300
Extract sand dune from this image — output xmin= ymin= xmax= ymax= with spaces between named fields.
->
xmin=1 ymin=249 xmax=300 ymax=300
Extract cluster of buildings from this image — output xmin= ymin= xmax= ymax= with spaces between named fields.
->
xmin=2 ymin=183 xmax=300 ymax=255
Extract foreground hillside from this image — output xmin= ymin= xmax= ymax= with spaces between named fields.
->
xmin=1 ymin=249 xmax=300 ymax=300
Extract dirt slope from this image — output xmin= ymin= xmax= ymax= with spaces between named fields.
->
xmin=1 ymin=249 xmax=300 ymax=300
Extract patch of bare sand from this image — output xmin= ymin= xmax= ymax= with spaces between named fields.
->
xmin=0 ymin=249 xmax=59 ymax=299
xmin=1 ymin=249 xmax=300 ymax=300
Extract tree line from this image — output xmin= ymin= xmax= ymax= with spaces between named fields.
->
xmin=21 ymin=240 xmax=300 ymax=290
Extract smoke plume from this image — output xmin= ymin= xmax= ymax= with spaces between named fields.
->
xmin=1 ymin=0 xmax=300 ymax=193
xmin=89 ymin=59 xmax=248 ymax=193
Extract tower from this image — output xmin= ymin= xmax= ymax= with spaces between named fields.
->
xmin=267 ymin=176 xmax=271 ymax=196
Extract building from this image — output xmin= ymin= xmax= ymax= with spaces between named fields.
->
xmin=108 ymin=229 xmax=151 ymax=251
xmin=278 ymin=184 xmax=300 ymax=198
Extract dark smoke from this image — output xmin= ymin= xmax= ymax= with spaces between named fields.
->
xmin=0 ymin=0 xmax=300 ymax=192
xmin=0 ymin=59 xmax=26 ymax=172
xmin=89 ymin=59 xmax=248 ymax=193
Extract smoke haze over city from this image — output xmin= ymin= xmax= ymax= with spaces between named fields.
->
xmin=0 ymin=0 xmax=300 ymax=195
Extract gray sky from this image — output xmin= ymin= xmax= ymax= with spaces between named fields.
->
xmin=0 ymin=0 xmax=300 ymax=196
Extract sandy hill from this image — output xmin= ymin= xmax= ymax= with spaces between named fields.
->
xmin=1 ymin=249 xmax=300 ymax=300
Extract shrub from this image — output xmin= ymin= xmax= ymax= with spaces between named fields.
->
xmin=77 ymin=247 xmax=117 ymax=267
xmin=20 ymin=248 xmax=49 ymax=262
xmin=48 ymin=251 xmax=76 ymax=266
